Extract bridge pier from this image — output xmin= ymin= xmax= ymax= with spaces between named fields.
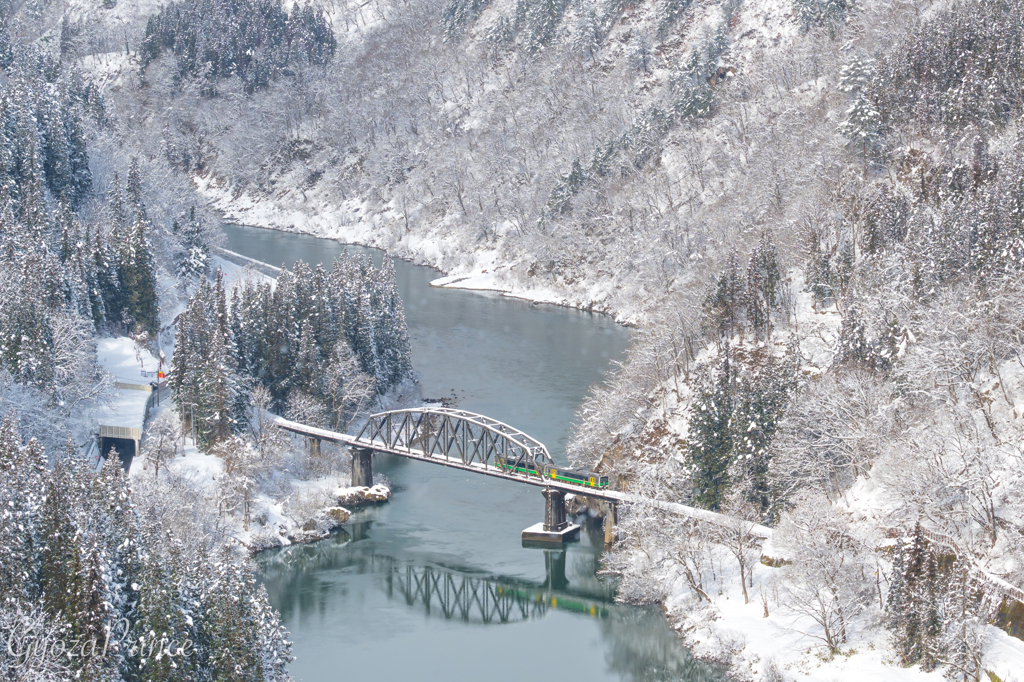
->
xmin=544 ymin=488 xmax=568 ymax=531
xmin=522 ymin=488 xmax=580 ymax=546
xmin=309 ymin=437 xmax=321 ymax=459
xmin=602 ymin=502 xmax=617 ymax=547
xmin=351 ymin=447 xmax=374 ymax=488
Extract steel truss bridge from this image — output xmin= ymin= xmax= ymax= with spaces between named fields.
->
xmin=273 ymin=407 xmax=773 ymax=539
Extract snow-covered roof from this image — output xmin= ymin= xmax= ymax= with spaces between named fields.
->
xmin=95 ymin=338 xmax=160 ymax=438
xmin=96 ymin=387 xmax=151 ymax=439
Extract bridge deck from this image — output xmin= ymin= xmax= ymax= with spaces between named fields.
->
xmin=273 ymin=415 xmax=773 ymax=538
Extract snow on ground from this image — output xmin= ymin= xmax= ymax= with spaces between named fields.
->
xmin=985 ymin=628 xmax=1024 ymax=682
xmin=93 ymin=388 xmax=149 ymax=431
xmin=97 ymin=336 xmax=161 ymax=383
xmin=187 ymin=0 xmax=822 ymax=326
xmin=199 ymin=167 xmax=627 ymax=314
xmin=211 ymin=254 xmax=276 ymax=293
xmin=130 ymin=260 xmax=396 ymax=554
xmin=65 ymin=0 xmax=166 ymax=27
xmin=658 ymin=533 xmax=1024 ymax=681
xmin=195 ymin=154 xmax=644 ymax=323
xmin=666 ymin=559 xmax=936 ymax=682
xmin=92 ymin=337 xmax=161 ymax=451
xmin=78 ymin=52 xmax=135 ymax=94
xmin=133 ymin=401 xmax=387 ymax=552
xmin=614 ymin=272 xmax=1024 ymax=680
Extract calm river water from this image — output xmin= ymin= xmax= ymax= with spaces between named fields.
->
xmin=222 ymin=224 xmax=722 ymax=682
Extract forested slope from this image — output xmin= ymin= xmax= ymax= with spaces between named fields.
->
xmin=8 ymin=0 xmax=1024 ymax=677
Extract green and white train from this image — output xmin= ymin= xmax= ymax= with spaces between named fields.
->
xmin=494 ymin=455 xmax=610 ymax=489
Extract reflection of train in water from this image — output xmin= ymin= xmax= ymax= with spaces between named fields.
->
xmin=495 ymin=454 xmax=610 ymax=489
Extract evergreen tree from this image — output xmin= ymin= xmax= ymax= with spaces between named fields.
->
xmin=171 ymin=284 xmax=209 ymax=440
xmin=731 ymin=357 xmax=793 ymax=519
xmin=835 ymin=304 xmax=871 ymax=367
xmin=0 ymin=19 xmax=12 ymax=69
xmin=702 ymin=250 xmax=745 ymax=342
xmin=525 ymin=0 xmax=567 ymax=52
xmin=0 ymin=415 xmax=292 ymax=680
xmin=0 ymin=418 xmax=46 ymax=603
xmin=687 ymin=348 xmax=792 ymax=516
xmin=794 ymin=0 xmax=849 ymax=31
xmin=442 ymin=0 xmax=491 ymax=42
xmin=37 ymin=456 xmax=85 ymax=632
xmin=174 ymin=206 xmax=209 ymax=279
xmin=294 ymin=318 xmax=322 ymax=393
xmin=141 ymin=0 xmax=335 ymax=89
xmin=886 ymin=524 xmax=942 ymax=669
xmin=354 ymin=278 xmax=381 ymax=387
xmin=571 ymin=4 xmax=600 ymax=61
xmin=110 ymin=162 xmax=160 ymax=334
xmin=171 ymin=276 xmax=240 ymax=447
xmin=688 ymin=354 xmax=734 ymax=511
xmin=373 ymin=256 xmax=413 ymax=390
xmin=656 ymin=0 xmax=692 ymax=37
xmin=108 ymin=173 xmax=127 ymax=248
xmin=840 ymin=94 xmax=882 ymax=160
xmin=93 ymin=228 xmax=122 ymax=327
xmin=204 ymin=321 xmax=237 ymax=445
xmin=118 ymin=214 xmax=160 ymax=335
xmin=746 ymin=231 xmax=782 ymax=340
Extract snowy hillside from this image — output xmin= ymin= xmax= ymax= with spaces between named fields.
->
xmin=6 ymin=0 xmax=1024 ymax=678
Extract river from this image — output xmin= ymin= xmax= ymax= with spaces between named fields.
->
xmin=222 ymin=224 xmax=722 ymax=682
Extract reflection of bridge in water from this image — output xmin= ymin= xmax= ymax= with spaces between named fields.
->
xmin=385 ymin=552 xmax=610 ymax=625
xmin=258 ymin=521 xmax=616 ymax=626
xmin=257 ymin=526 xmax=724 ymax=681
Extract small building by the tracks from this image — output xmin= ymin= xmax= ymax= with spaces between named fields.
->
xmin=94 ymin=338 xmax=164 ymax=472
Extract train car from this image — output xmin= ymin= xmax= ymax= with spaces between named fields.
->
xmin=495 ymin=455 xmax=610 ymax=489
xmin=495 ymin=454 xmax=542 ymax=477
xmin=547 ymin=467 xmax=610 ymax=489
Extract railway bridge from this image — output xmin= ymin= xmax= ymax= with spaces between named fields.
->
xmin=273 ymin=407 xmax=772 ymax=544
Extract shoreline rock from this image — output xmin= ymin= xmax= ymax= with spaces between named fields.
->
xmin=247 ymin=484 xmax=392 ymax=553
xmin=335 ymin=484 xmax=391 ymax=506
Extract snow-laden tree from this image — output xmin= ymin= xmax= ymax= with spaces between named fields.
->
xmin=141 ymin=411 xmax=178 ymax=480
xmin=0 ymin=414 xmax=292 ymax=681
xmin=793 ymin=0 xmax=849 ymax=32
xmin=570 ymin=4 xmax=600 ymax=61
xmin=839 ymin=93 xmax=882 ymax=162
xmin=778 ymin=498 xmax=873 ymax=654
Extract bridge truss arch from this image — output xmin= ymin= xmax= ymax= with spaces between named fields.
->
xmin=355 ymin=407 xmax=554 ymax=472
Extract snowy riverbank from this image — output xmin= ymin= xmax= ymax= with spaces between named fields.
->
xmin=658 ymin=553 xmax=1024 ymax=682
xmin=197 ymin=177 xmax=645 ymax=324
xmin=131 ymin=395 xmax=394 ymax=554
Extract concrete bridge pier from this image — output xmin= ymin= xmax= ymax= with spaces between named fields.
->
xmin=602 ymin=502 xmax=617 ymax=547
xmin=544 ymin=488 xmax=569 ymax=531
xmin=309 ymin=437 xmax=321 ymax=459
xmin=352 ymin=447 xmax=374 ymax=487
xmin=522 ymin=488 xmax=580 ymax=546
